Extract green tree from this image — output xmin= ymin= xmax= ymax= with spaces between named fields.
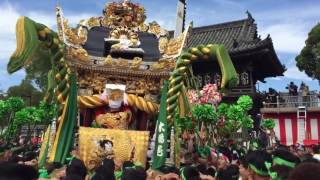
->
xmin=296 ymin=23 xmax=320 ymax=80
xmin=4 ymin=97 xmax=25 ymax=142
xmin=7 ymin=79 xmax=44 ymax=106
xmin=0 ymin=100 xmax=9 ymax=135
xmin=13 ymin=107 xmax=42 ymax=143
xmin=25 ymin=48 xmax=51 ymax=92
xmin=38 ymin=101 xmax=57 ymax=125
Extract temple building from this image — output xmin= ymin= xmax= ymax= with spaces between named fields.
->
xmin=187 ymin=12 xmax=284 ymax=97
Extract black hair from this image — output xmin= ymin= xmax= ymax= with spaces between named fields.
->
xmin=246 ymin=150 xmax=272 ymax=176
xmin=64 ymin=174 xmax=85 ymax=180
xmin=313 ymin=145 xmax=320 ymax=154
xmin=102 ymin=158 xmax=115 ymax=172
xmin=217 ymin=146 xmax=232 ymax=163
xmin=121 ymin=166 xmax=146 ymax=180
xmin=122 ymin=161 xmax=134 ymax=170
xmin=239 ymin=157 xmax=249 ymax=168
xmin=216 ymin=165 xmax=239 ymax=180
xmin=206 ymin=167 xmax=216 ymax=177
xmin=289 ymin=162 xmax=320 ymax=180
xmin=93 ymin=165 xmax=115 ymax=180
xmin=300 ymin=153 xmax=314 ymax=162
xmin=158 ymin=165 xmax=179 ymax=175
xmin=196 ymin=164 xmax=207 ymax=174
xmin=302 ymin=158 xmax=319 ymax=164
xmin=99 ymin=139 xmax=113 ymax=148
xmin=23 ymin=151 xmax=37 ymax=161
xmin=8 ymin=155 xmax=23 ymax=163
xmin=0 ymin=163 xmax=38 ymax=180
xmin=66 ymin=158 xmax=87 ymax=178
xmin=270 ymin=165 xmax=291 ymax=180
xmin=272 ymin=149 xmax=300 ymax=165
xmin=46 ymin=162 xmax=63 ymax=174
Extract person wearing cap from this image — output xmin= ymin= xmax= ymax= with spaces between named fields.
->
xmin=94 ymin=84 xmax=132 ymax=129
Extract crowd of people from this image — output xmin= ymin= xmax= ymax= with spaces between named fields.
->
xmin=1 ymin=141 xmax=320 ymax=180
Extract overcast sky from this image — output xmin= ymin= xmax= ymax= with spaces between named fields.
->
xmin=0 ymin=0 xmax=319 ymax=92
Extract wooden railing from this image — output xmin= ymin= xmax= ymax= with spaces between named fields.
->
xmin=263 ymin=93 xmax=320 ymax=108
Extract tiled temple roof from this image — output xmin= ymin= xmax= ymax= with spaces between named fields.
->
xmin=184 ymin=12 xmax=285 ymax=80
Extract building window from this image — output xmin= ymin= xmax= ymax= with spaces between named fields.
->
xmin=204 ymin=74 xmax=211 ymax=85
xmin=241 ymin=72 xmax=249 ymax=85
xmin=197 ymin=75 xmax=203 ymax=87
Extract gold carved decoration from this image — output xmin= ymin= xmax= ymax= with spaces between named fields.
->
xmin=163 ymin=32 xmax=185 ymax=56
xmin=78 ymin=127 xmax=149 ymax=168
xmin=159 ymin=37 xmax=169 ymax=54
xmin=151 ymin=59 xmax=176 ymax=70
xmin=109 ymin=26 xmax=140 ymax=47
xmin=87 ymin=17 xmax=101 ymax=28
xmin=102 ymin=1 xmax=146 ymax=28
xmin=163 ymin=23 xmax=192 ymax=57
xmin=104 ymin=55 xmax=113 ymax=66
xmin=115 ymin=58 xmax=129 ymax=67
xmin=68 ymin=47 xmax=90 ymax=61
xmin=147 ymin=21 xmax=169 ymax=38
xmin=96 ymin=111 xmax=131 ymax=130
xmin=63 ymin=20 xmax=87 ymax=46
xmin=130 ymin=57 xmax=142 ymax=69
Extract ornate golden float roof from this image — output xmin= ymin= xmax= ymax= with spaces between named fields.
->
xmin=55 ymin=0 xmax=190 ymax=76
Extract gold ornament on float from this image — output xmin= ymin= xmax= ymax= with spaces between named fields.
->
xmin=78 ymin=127 xmax=149 ymax=168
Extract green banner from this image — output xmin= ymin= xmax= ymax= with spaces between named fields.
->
xmin=152 ymin=80 xmax=169 ymax=169
xmin=53 ymin=73 xmax=78 ymax=163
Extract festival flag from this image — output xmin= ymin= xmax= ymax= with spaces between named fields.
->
xmin=38 ymin=124 xmax=51 ymax=168
xmin=152 ymin=80 xmax=169 ymax=169
xmin=49 ymin=73 xmax=78 ymax=163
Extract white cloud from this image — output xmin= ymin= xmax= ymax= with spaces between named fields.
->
xmin=260 ymin=23 xmax=308 ymax=54
xmin=255 ymin=5 xmax=320 ymax=23
xmin=209 ymin=0 xmax=242 ymax=8
xmin=0 ymin=2 xmax=96 ymax=90
xmin=0 ymin=2 xmax=97 ymax=60
xmin=283 ymin=65 xmax=313 ymax=81
xmin=270 ymin=77 xmax=281 ymax=81
xmin=0 ymin=2 xmax=20 ymax=59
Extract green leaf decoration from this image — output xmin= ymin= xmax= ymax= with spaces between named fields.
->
xmin=262 ymin=118 xmax=276 ymax=129
xmin=192 ymin=104 xmax=218 ymax=124
xmin=217 ymin=103 xmax=229 ymax=116
xmin=175 ymin=114 xmax=194 ymax=131
xmin=237 ymin=95 xmax=253 ymax=112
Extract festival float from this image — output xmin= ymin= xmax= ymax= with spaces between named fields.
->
xmin=7 ymin=0 xmax=285 ymax=169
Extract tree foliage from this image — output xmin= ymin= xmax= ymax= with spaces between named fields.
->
xmin=7 ymin=79 xmax=44 ymax=106
xmin=296 ymin=23 xmax=320 ymax=80
xmin=25 ymin=48 xmax=52 ymax=92
xmin=5 ymin=102 xmax=55 ymax=142
xmin=14 ymin=107 xmax=41 ymax=126
xmin=1 ymin=97 xmax=25 ymax=141
xmin=6 ymin=97 xmax=25 ymax=112
xmin=38 ymin=101 xmax=57 ymax=125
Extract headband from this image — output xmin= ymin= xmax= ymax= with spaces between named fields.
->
xmin=273 ymin=157 xmax=296 ymax=168
xmin=265 ymin=162 xmax=279 ymax=180
xmin=38 ymin=168 xmax=50 ymax=179
xmin=179 ymin=167 xmax=187 ymax=180
xmin=66 ymin=156 xmax=76 ymax=166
